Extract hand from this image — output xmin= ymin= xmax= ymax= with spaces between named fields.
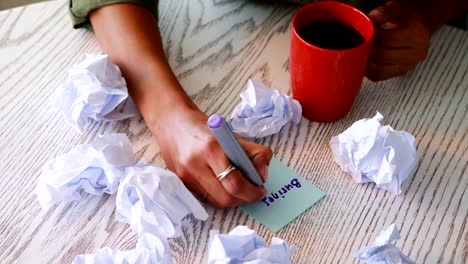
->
xmin=366 ymin=1 xmax=431 ymax=81
xmin=154 ymin=108 xmax=273 ymax=209
xmin=88 ymin=0 xmax=273 ymax=209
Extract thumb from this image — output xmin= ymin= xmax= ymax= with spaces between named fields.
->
xmin=239 ymin=138 xmax=273 ymax=183
xmin=251 ymin=148 xmax=273 ymax=182
xmin=368 ymin=6 xmax=391 ymax=24
xmin=368 ymin=1 xmax=404 ymax=26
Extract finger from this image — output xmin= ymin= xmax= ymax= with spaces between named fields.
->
xmin=181 ymin=162 xmax=243 ymax=208
xmin=374 ymin=25 xmax=430 ymax=48
xmin=238 ymin=138 xmax=273 ymax=182
xmin=370 ymin=45 xmax=428 ymax=65
xmin=207 ymin=145 xmax=267 ymax=203
xmin=366 ymin=62 xmax=418 ymax=82
xmin=182 ymin=173 xmax=206 ymax=198
xmin=180 ymin=170 xmax=214 ymax=204
xmin=368 ymin=1 xmax=407 ymax=25
xmin=219 ymin=168 xmax=267 ymax=203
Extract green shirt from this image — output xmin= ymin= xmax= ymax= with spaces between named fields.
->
xmin=69 ymin=0 xmax=159 ymax=28
xmin=69 ymin=0 xmax=370 ymax=29
xmin=69 ymin=0 xmax=466 ymax=30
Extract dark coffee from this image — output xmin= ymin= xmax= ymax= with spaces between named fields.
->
xmin=298 ymin=19 xmax=364 ymax=50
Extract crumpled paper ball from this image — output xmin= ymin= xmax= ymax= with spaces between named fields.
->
xmin=355 ymin=224 xmax=414 ymax=264
xmin=35 ymin=133 xmax=136 ymax=209
xmin=115 ymin=165 xmax=209 ymax=238
xmin=208 ymin=225 xmax=297 ymax=264
xmin=330 ymin=112 xmax=417 ymax=194
xmin=230 ymin=80 xmax=302 ymax=138
xmin=72 ymin=233 xmax=173 ymax=264
xmin=51 ymin=53 xmax=139 ymax=133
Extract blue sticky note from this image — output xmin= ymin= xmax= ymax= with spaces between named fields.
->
xmin=240 ymin=158 xmax=326 ymax=233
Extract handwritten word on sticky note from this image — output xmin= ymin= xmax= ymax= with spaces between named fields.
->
xmin=240 ymin=158 xmax=326 ymax=233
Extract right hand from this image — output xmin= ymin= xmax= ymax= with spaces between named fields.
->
xmin=366 ymin=1 xmax=431 ymax=81
xmin=154 ymin=108 xmax=273 ymax=208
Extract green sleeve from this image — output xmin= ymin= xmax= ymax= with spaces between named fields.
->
xmin=69 ymin=0 xmax=158 ymax=29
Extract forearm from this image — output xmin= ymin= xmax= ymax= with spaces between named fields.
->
xmin=404 ymin=0 xmax=468 ymax=32
xmin=89 ymin=3 xmax=199 ymax=132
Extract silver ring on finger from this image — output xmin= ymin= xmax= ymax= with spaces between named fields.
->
xmin=216 ymin=164 xmax=236 ymax=182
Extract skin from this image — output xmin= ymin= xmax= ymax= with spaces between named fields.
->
xmin=366 ymin=0 xmax=468 ymax=81
xmin=89 ymin=4 xmax=272 ymax=209
xmin=89 ymin=0 xmax=467 ymax=208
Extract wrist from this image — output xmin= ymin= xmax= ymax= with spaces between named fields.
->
xmin=149 ymin=105 xmax=208 ymax=147
xmin=138 ymin=85 xmax=202 ymax=129
xmin=124 ymin=58 xmax=203 ymax=132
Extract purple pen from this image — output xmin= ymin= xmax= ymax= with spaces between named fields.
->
xmin=208 ymin=114 xmax=263 ymax=186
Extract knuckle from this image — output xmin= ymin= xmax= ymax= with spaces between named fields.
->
xmin=175 ymin=157 xmax=198 ymax=181
xmin=174 ymin=165 xmax=190 ymax=181
xmin=203 ymin=135 xmax=223 ymax=159
xmin=262 ymin=147 xmax=273 ymax=159
xmin=366 ymin=71 xmax=381 ymax=82
xmin=183 ymin=154 xmax=198 ymax=168
xmin=204 ymin=135 xmax=219 ymax=151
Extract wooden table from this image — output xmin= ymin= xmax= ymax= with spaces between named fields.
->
xmin=0 ymin=0 xmax=467 ymax=263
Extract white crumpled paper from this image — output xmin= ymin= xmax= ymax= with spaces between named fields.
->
xmin=355 ymin=224 xmax=414 ymax=264
xmin=72 ymin=233 xmax=173 ymax=264
xmin=52 ymin=53 xmax=139 ymax=133
xmin=330 ymin=112 xmax=417 ymax=194
xmin=35 ymin=133 xmax=136 ymax=209
xmin=208 ymin=225 xmax=297 ymax=264
xmin=230 ymin=80 xmax=302 ymax=138
xmin=116 ymin=165 xmax=209 ymax=238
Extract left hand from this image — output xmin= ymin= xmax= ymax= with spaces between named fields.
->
xmin=153 ymin=108 xmax=272 ymax=209
xmin=366 ymin=1 xmax=432 ymax=81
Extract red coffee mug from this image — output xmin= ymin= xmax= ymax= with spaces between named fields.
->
xmin=290 ymin=1 xmax=374 ymax=122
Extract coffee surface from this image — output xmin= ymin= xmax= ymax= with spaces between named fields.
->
xmin=298 ymin=19 xmax=364 ymax=50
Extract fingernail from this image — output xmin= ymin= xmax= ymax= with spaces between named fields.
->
xmin=381 ymin=21 xmax=398 ymax=30
xmin=381 ymin=23 xmax=391 ymax=29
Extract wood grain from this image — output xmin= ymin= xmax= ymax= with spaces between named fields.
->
xmin=0 ymin=0 xmax=466 ymax=263
xmin=0 ymin=0 xmax=47 ymax=11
